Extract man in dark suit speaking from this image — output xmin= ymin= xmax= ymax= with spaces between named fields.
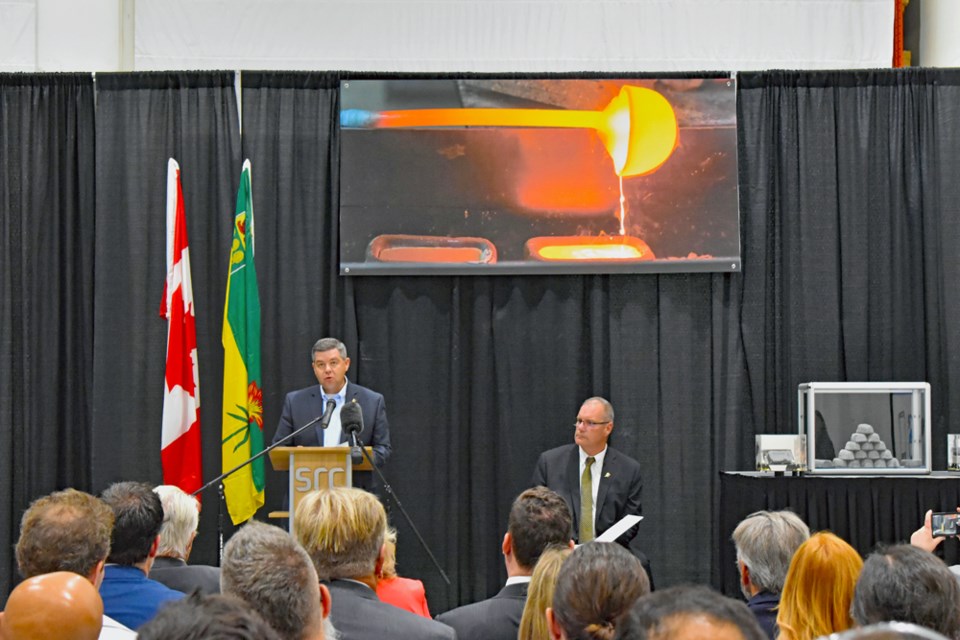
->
xmin=531 ymin=396 xmax=652 ymax=584
xmin=272 ymin=337 xmax=391 ymax=490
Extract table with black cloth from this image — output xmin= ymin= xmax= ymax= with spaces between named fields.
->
xmin=715 ymin=471 xmax=960 ymax=597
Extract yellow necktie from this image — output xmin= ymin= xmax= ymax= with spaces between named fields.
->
xmin=580 ymin=456 xmax=595 ymax=542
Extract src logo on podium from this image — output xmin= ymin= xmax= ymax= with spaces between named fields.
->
xmin=294 ymin=465 xmax=348 ymax=492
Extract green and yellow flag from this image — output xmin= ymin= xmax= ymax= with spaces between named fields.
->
xmin=221 ymin=159 xmax=264 ymax=524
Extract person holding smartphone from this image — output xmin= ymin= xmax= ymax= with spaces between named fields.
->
xmin=911 ymin=508 xmax=960 ymax=556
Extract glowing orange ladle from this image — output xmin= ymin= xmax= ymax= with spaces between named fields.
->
xmin=340 ymin=86 xmax=679 ymax=177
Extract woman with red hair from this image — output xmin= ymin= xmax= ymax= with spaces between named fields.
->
xmin=776 ymin=531 xmax=863 ymax=640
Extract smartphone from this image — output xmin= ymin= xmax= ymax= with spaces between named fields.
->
xmin=931 ymin=512 xmax=960 ymax=537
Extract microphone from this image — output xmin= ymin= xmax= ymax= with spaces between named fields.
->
xmin=340 ymin=400 xmax=364 ymax=465
xmin=319 ymin=399 xmax=336 ymax=430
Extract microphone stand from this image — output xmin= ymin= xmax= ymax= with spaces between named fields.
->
xmin=193 ymin=408 xmax=333 ymax=562
xmin=348 ymin=427 xmax=451 ymax=585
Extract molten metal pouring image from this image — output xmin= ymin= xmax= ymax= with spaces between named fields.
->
xmin=338 ymin=78 xmax=740 ymax=274
xmin=341 ymin=86 xmax=679 ymax=179
xmin=341 ymin=86 xmax=677 ymax=263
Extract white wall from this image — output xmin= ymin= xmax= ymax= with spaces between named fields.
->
xmin=920 ymin=0 xmax=960 ymax=66
xmin=0 ymin=0 xmax=37 ymax=71
xmin=1 ymin=0 xmax=894 ymax=73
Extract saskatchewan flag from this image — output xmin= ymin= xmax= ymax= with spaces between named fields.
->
xmin=221 ymin=159 xmax=265 ymax=524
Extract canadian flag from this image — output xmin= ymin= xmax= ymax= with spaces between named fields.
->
xmin=159 ymin=158 xmax=202 ymax=495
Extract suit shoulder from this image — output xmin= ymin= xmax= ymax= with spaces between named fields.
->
xmin=437 ymin=598 xmax=491 ymax=624
xmin=392 ymin=607 xmax=456 ymax=639
xmin=437 ymin=595 xmax=523 ymax=639
xmin=539 ymin=444 xmax=577 ymax=461
xmin=285 ymin=385 xmax=320 ymax=402
xmin=607 ymin=446 xmax=642 ymax=471
xmin=350 ymin=382 xmax=384 ymax=401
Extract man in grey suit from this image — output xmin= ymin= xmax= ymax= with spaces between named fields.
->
xmin=531 ymin=396 xmax=653 ymax=586
xmin=148 ymin=485 xmax=220 ymax=595
xmin=273 ymin=337 xmax=391 ymax=492
xmin=437 ymin=486 xmax=573 ymax=640
xmin=294 ymin=487 xmax=456 ymax=640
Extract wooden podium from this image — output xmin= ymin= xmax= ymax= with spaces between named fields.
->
xmin=268 ymin=446 xmax=372 ymax=532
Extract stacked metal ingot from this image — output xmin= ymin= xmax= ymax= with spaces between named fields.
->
xmin=833 ymin=424 xmax=899 ymax=469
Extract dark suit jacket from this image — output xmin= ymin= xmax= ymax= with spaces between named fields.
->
xmin=325 ymin=579 xmax=457 ymax=640
xmin=746 ymin=590 xmax=779 ymax=640
xmin=436 ymin=582 xmax=527 ymax=640
xmin=149 ymin=557 xmax=221 ymax=595
xmin=273 ymin=381 xmax=391 ymax=490
xmin=531 ymin=443 xmax=654 ymax=588
xmin=531 ymin=443 xmax=642 ymax=545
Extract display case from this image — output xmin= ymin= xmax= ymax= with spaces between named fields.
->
xmin=948 ymin=435 xmax=960 ymax=472
xmin=755 ymin=434 xmax=806 ymax=472
xmin=798 ymin=382 xmax=931 ymax=475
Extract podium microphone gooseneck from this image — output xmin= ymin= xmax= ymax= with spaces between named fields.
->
xmin=340 ymin=399 xmax=450 ymax=585
xmin=192 ymin=398 xmax=337 ymax=561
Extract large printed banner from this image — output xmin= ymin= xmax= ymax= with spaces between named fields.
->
xmin=339 ymin=77 xmax=739 ymax=275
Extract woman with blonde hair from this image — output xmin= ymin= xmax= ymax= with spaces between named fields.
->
xmin=518 ymin=545 xmax=572 ymax=640
xmin=776 ymin=531 xmax=863 ymax=640
xmin=375 ymin=526 xmax=431 ymax=617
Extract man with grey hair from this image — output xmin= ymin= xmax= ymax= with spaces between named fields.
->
xmin=852 ymin=544 xmax=960 ymax=639
xmin=731 ymin=510 xmax=810 ymax=639
xmin=272 ymin=337 xmax=391 ymax=491
xmin=149 ymin=485 xmax=220 ymax=595
xmin=221 ymin=520 xmax=333 ymax=640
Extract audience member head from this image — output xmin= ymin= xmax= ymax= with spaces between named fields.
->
xmin=153 ymin=485 xmax=200 ymax=561
xmin=294 ymin=487 xmax=386 ymax=582
xmin=852 ymin=544 xmax=960 ymax=639
xmin=221 ymin=520 xmax=331 ymax=640
xmin=0 ymin=571 xmax=103 ymax=640
xmin=776 ymin=531 xmax=863 ymax=640
xmin=137 ymin=592 xmax=282 ymax=640
xmin=519 ymin=544 xmax=573 ymax=640
xmin=507 ymin=486 xmax=574 ymax=573
xmin=823 ymin=622 xmax=952 ymax=640
xmin=547 ymin=542 xmax=650 ymax=640
xmin=100 ymin=481 xmax=164 ymax=568
xmin=15 ymin=488 xmax=114 ymax=585
xmin=617 ymin=584 xmax=766 ymax=640
xmin=731 ymin=510 xmax=810 ymax=597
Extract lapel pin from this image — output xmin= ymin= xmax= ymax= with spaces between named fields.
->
xmin=604 ymin=472 xmax=611 ymax=478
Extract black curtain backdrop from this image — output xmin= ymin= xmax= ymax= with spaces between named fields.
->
xmin=0 ymin=74 xmax=96 ymax=604
xmin=3 ymin=68 xmax=960 ymax=612
xmin=90 ymin=72 xmax=241 ymax=565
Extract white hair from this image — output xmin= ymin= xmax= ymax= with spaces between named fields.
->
xmin=153 ymin=485 xmax=200 ymax=559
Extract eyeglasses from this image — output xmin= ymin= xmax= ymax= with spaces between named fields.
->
xmin=574 ymin=419 xmax=611 ymax=428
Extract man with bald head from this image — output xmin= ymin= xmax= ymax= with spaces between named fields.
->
xmin=0 ymin=572 xmax=103 ymax=640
